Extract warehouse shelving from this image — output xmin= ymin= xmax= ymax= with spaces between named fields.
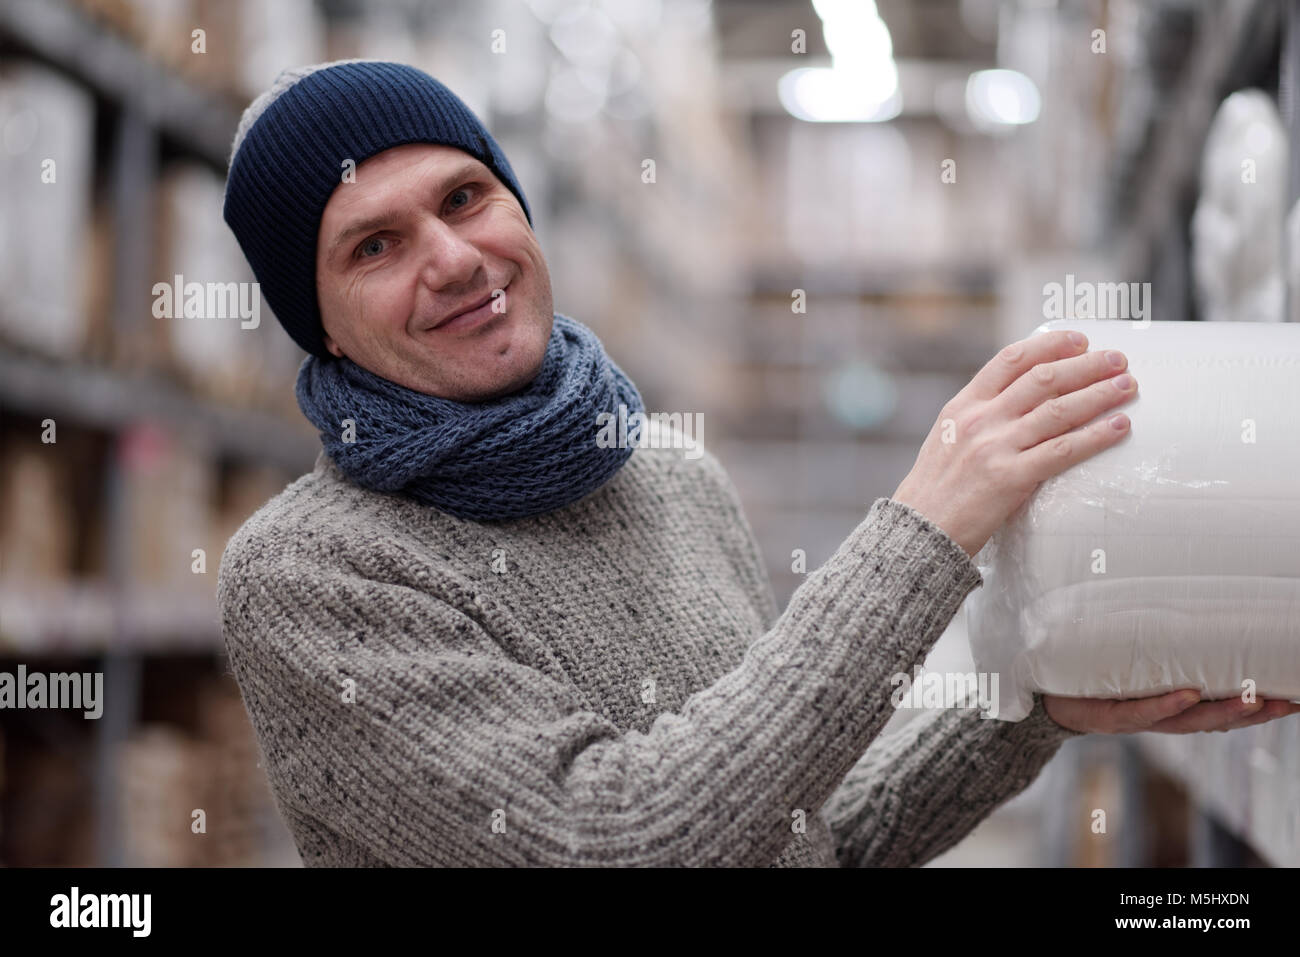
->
xmin=0 ymin=0 xmax=308 ymax=866
xmin=0 ymin=0 xmax=751 ymax=866
xmin=1110 ymin=0 xmax=1279 ymax=275
xmin=0 ymin=583 xmax=220 ymax=655
xmin=0 ymin=0 xmax=239 ymax=172
xmin=0 ymin=343 xmax=317 ymax=473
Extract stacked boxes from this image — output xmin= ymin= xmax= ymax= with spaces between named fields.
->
xmin=118 ymin=677 xmax=283 ymax=867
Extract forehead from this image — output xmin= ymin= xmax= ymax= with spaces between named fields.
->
xmin=321 ymin=143 xmax=488 ymax=219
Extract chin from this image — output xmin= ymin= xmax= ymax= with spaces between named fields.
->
xmin=498 ymin=312 xmax=551 ymax=376
xmin=484 ymin=352 xmax=546 ymax=400
xmin=420 ymin=308 xmax=551 ymax=401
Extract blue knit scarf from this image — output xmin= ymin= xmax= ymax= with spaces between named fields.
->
xmin=295 ymin=313 xmax=645 ymax=522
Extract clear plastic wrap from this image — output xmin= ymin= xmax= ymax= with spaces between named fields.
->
xmin=966 ymin=318 xmax=1300 ymax=720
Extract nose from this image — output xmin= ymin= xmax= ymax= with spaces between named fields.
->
xmin=415 ymin=214 xmax=483 ymax=290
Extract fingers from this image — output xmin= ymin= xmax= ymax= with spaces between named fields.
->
xmin=965 ymin=330 xmax=1088 ymax=403
xmin=1145 ymin=696 xmax=1277 ymax=735
xmin=1018 ymin=399 xmax=1134 ymax=483
xmin=1050 ymin=693 xmax=1300 ymax=736
xmin=1114 ymin=689 xmax=1201 ymax=732
xmin=998 ymin=346 xmax=1129 ymax=419
xmin=1213 ymin=699 xmax=1300 ymax=732
xmin=1013 ymin=366 xmax=1138 ymax=451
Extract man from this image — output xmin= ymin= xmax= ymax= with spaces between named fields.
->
xmin=218 ymin=60 xmax=1299 ymax=867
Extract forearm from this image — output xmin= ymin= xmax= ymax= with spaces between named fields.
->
xmin=821 ymin=693 xmax=1085 ymax=867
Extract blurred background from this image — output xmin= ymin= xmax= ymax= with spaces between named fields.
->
xmin=0 ymin=0 xmax=1296 ymax=866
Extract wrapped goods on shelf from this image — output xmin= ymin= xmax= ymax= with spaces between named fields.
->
xmin=235 ymin=0 xmax=324 ymax=99
xmin=118 ymin=424 xmax=215 ymax=593
xmin=0 ymin=61 xmax=94 ymax=356
xmin=120 ymin=0 xmax=198 ymax=73
xmin=1191 ymin=90 xmax=1287 ymax=325
xmin=119 ymin=724 xmax=217 ymax=867
xmin=124 ymin=0 xmax=244 ymax=95
xmin=71 ymin=0 xmax=139 ymax=38
xmin=196 ymin=678 xmax=273 ymax=866
xmin=119 ymin=685 xmax=274 ymax=866
xmin=214 ymin=462 xmax=291 ymax=554
xmin=155 ymin=162 xmax=303 ymax=409
xmin=191 ymin=0 xmax=245 ymax=95
xmin=1138 ymin=715 xmax=1300 ymax=866
xmin=0 ymin=437 xmax=75 ymax=583
xmin=967 ymin=319 xmax=1300 ymax=721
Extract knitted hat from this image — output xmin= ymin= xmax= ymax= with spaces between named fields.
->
xmin=223 ymin=59 xmax=533 ymax=359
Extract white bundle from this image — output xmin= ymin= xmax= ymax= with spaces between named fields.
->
xmin=967 ymin=319 xmax=1300 ymax=720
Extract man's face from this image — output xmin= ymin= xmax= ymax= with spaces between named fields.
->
xmin=315 ymin=142 xmax=553 ymax=401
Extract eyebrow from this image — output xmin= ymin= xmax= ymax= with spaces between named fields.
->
xmin=324 ymin=159 xmax=486 ymax=265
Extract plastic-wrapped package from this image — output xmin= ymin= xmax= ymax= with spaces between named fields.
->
xmin=1191 ymin=89 xmax=1287 ymax=325
xmin=966 ymin=318 xmax=1300 ymax=721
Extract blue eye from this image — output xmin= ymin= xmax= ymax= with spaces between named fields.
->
xmin=357 ymin=236 xmax=388 ymax=258
xmin=446 ymin=185 xmax=477 ymax=211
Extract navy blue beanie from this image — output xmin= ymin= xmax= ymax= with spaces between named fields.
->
xmin=223 ymin=60 xmax=533 ymax=359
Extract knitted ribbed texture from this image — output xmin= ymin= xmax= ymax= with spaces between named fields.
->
xmin=217 ymin=436 xmax=1084 ymax=867
xmin=223 ymin=60 xmax=532 ymax=358
xmin=294 ymin=312 xmax=645 ymax=521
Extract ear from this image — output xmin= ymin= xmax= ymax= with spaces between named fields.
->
xmin=323 ymin=331 xmax=344 ymax=358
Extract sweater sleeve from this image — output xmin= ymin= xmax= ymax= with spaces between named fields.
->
xmin=217 ymin=495 xmax=984 ymax=867
xmin=820 ymin=692 xmax=1086 ymax=867
xmin=691 ymin=457 xmax=1087 ymax=867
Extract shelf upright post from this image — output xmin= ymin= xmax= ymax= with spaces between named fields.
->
xmin=92 ymin=93 xmax=156 ymax=867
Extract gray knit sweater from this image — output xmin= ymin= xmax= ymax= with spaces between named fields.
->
xmin=217 ymin=438 xmax=1084 ymax=867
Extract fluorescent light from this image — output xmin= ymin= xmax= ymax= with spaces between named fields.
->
xmin=781 ymin=0 xmax=901 ymax=123
xmin=778 ymin=67 xmax=901 ymax=122
xmin=812 ymin=0 xmax=878 ymax=21
xmin=964 ymin=69 xmax=1041 ymax=128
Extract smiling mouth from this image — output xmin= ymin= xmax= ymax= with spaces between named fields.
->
xmin=427 ymin=283 xmax=510 ymax=333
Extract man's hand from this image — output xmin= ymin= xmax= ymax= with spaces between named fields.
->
xmin=892 ymin=329 xmax=1137 ymax=559
xmin=1043 ymin=689 xmax=1300 ymax=734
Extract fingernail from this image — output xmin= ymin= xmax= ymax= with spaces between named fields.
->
xmin=1069 ymin=331 xmax=1086 ymax=347
xmin=1108 ymin=413 xmax=1129 ymax=430
xmin=1243 ymin=700 xmax=1264 ymax=714
xmin=1178 ymin=691 xmax=1200 ymax=707
xmin=1105 ymin=350 xmax=1124 ymax=367
xmin=1112 ymin=373 xmax=1134 ymax=390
